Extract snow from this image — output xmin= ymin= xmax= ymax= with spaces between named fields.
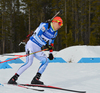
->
xmin=0 ymin=45 xmax=100 ymax=93
xmin=56 ymin=45 xmax=100 ymax=63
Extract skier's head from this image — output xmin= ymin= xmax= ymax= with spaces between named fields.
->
xmin=52 ymin=16 xmax=63 ymax=30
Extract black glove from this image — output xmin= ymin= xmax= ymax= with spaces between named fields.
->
xmin=48 ymin=53 xmax=54 ymax=60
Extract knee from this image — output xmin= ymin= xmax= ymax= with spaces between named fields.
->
xmin=22 ymin=61 xmax=32 ymax=68
xmin=27 ymin=62 xmax=33 ymax=67
xmin=41 ymin=57 xmax=49 ymax=65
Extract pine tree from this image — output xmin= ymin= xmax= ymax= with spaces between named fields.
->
xmin=90 ymin=0 xmax=100 ymax=45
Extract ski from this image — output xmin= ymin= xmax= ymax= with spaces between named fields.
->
xmin=20 ymin=84 xmax=86 ymax=93
xmin=5 ymin=83 xmax=44 ymax=92
xmin=17 ymin=84 xmax=44 ymax=91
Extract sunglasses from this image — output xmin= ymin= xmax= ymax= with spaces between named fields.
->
xmin=53 ymin=19 xmax=63 ymax=26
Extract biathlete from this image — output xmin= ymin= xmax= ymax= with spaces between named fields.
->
xmin=8 ymin=16 xmax=63 ymax=85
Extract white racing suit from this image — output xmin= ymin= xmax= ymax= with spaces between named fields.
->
xmin=17 ymin=22 xmax=58 ymax=75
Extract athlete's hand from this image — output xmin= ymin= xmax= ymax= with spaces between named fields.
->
xmin=46 ymin=44 xmax=54 ymax=50
xmin=48 ymin=53 xmax=54 ymax=60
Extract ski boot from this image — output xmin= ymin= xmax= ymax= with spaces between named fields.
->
xmin=8 ymin=73 xmax=19 ymax=84
xmin=31 ymin=73 xmax=44 ymax=85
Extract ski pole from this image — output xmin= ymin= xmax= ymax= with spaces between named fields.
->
xmin=0 ymin=48 xmax=48 ymax=64
xmin=1 ymin=54 xmax=25 ymax=57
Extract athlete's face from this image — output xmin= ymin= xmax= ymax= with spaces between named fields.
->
xmin=52 ymin=22 xmax=61 ymax=31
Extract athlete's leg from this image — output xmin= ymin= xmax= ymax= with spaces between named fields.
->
xmin=8 ymin=40 xmax=35 ymax=84
xmin=31 ymin=51 xmax=49 ymax=84
xmin=16 ymin=40 xmax=35 ymax=75
xmin=16 ymin=49 xmax=34 ymax=75
xmin=35 ymin=52 xmax=49 ymax=74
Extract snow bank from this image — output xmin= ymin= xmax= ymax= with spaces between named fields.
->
xmin=56 ymin=45 xmax=100 ymax=63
